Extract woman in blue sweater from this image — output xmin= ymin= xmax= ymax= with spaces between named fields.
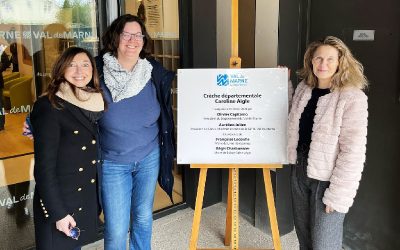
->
xmin=96 ymin=14 xmax=175 ymax=250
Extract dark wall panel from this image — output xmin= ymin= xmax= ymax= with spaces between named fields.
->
xmin=191 ymin=0 xmax=217 ymax=68
xmin=275 ymin=0 xmax=306 ymax=235
xmin=239 ymin=0 xmax=255 ymax=68
xmin=278 ymin=0 xmax=307 ymax=83
xmin=181 ymin=0 xmax=222 ymax=209
xmin=307 ymin=0 xmax=400 ymax=249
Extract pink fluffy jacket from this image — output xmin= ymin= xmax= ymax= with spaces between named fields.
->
xmin=288 ymin=81 xmax=368 ymax=213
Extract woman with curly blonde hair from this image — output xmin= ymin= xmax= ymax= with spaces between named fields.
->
xmin=288 ymin=36 xmax=368 ymax=249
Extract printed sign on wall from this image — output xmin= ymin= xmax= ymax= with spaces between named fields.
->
xmin=177 ymin=68 xmax=289 ymax=164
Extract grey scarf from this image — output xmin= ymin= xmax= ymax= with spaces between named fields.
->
xmin=103 ymin=53 xmax=153 ymax=102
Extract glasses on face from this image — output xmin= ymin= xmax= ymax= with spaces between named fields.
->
xmin=69 ymin=227 xmax=81 ymax=240
xmin=312 ymin=56 xmax=338 ymax=65
xmin=121 ymin=31 xmax=145 ymax=41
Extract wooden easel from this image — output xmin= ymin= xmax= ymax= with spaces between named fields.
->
xmin=189 ymin=165 xmax=282 ymax=250
xmin=188 ymin=1 xmax=282 ymax=249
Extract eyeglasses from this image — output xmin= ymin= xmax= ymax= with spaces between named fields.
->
xmin=121 ymin=31 xmax=145 ymax=41
xmin=69 ymin=227 xmax=81 ymax=240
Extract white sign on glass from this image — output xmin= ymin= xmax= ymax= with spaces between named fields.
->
xmin=177 ymin=68 xmax=288 ymax=164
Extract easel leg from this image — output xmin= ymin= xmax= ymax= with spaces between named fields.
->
xmin=189 ymin=168 xmax=208 ymax=250
xmin=263 ymin=168 xmax=282 ymax=250
xmin=231 ymin=168 xmax=239 ymax=249
xmin=224 ymin=168 xmax=232 ymax=246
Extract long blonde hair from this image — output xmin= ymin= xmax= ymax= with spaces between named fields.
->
xmin=297 ymin=36 xmax=368 ymax=90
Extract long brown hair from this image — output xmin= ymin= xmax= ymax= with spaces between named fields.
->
xmin=297 ymin=36 xmax=368 ymax=90
xmin=46 ymin=47 xmax=103 ymax=108
xmin=101 ymin=14 xmax=152 ymax=59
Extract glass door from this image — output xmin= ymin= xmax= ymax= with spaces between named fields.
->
xmin=0 ymin=1 xmax=100 ymax=248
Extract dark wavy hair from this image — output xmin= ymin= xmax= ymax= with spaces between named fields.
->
xmin=101 ymin=14 xmax=151 ymax=59
xmin=46 ymin=47 xmax=103 ymax=108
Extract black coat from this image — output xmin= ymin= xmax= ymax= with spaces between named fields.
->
xmin=30 ymin=96 xmax=100 ymax=250
xmin=0 ymin=52 xmax=10 ymax=88
xmin=95 ymin=56 xmax=176 ymax=200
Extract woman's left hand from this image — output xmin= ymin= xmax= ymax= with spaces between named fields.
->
xmin=56 ymin=215 xmax=76 ymax=236
xmin=325 ymin=205 xmax=335 ymax=213
xmin=277 ymin=65 xmax=291 ymax=78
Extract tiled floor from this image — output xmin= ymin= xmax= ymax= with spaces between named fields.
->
xmin=83 ymin=202 xmax=299 ymax=250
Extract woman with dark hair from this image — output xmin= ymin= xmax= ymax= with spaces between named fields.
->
xmin=288 ymin=36 xmax=368 ymax=249
xmin=96 ymin=14 xmax=175 ymax=249
xmin=30 ymin=47 xmax=105 ymax=250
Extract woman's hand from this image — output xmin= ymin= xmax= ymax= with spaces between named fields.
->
xmin=56 ymin=215 xmax=76 ymax=237
xmin=278 ymin=65 xmax=291 ymax=79
xmin=325 ymin=205 xmax=335 ymax=214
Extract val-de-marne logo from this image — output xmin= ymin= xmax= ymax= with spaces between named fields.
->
xmin=217 ymin=74 xmax=229 ymax=86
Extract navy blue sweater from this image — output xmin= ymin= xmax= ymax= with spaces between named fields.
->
xmin=99 ymin=79 xmax=160 ymax=164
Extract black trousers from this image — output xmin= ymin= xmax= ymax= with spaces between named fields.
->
xmin=0 ymin=88 xmax=4 ymax=129
xmin=291 ymin=147 xmax=345 ymax=250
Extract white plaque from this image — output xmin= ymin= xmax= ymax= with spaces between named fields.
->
xmin=353 ymin=30 xmax=375 ymax=41
xmin=177 ymin=68 xmax=288 ymax=164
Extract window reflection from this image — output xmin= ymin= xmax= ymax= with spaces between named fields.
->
xmin=0 ymin=1 xmax=99 ymax=248
xmin=0 ymin=0 xmax=99 ymax=154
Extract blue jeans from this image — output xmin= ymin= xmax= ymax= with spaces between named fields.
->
xmin=102 ymin=147 xmax=160 ymax=250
